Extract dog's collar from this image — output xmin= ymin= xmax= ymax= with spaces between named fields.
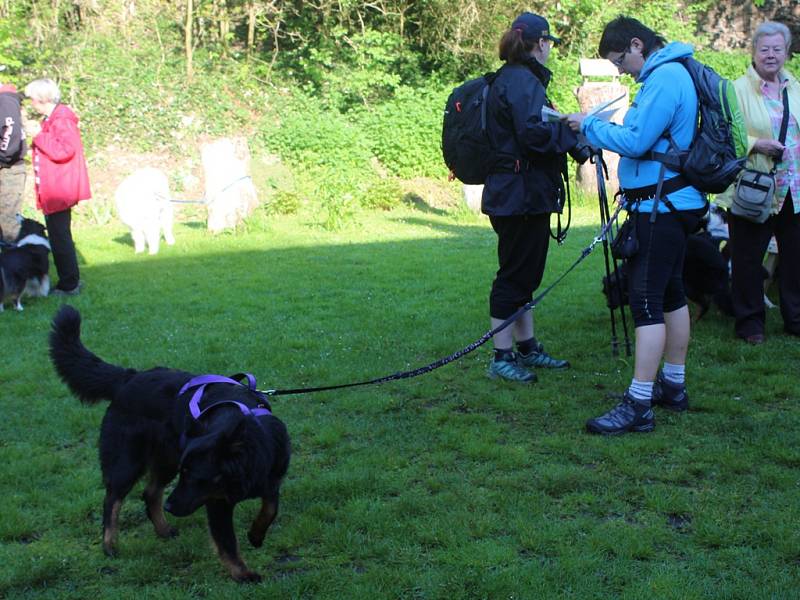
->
xmin=179 ymin=373 xmax=271 ymax=421
xmin=15 ymin=234 xmax=51 ymax=251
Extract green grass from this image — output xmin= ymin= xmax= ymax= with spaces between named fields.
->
xmin=1 ymin=201 xmax=799 ymax=599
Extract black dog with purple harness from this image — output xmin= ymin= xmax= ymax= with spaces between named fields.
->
xmin=49 ymin=305 xmax=291 ymax=583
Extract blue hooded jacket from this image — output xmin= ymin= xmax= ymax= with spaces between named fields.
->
xmin=582 ymin=42 xmax=706 ymax=213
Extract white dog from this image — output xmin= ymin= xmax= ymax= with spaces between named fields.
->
xmin=114 ymin=167 xmax=175 ymax=255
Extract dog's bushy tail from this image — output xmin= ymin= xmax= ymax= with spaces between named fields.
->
xmin=49 ymin=305 xmax=135 ymax=404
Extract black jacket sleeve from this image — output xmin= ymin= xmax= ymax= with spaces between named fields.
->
xmin=505 ymin=74 xmax=577 ymax=157
xmin=0 ymin=94 xmax=25 ymax=166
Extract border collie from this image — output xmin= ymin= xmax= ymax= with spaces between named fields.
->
xmin=0 ymin=217 xmax=50 ymax=312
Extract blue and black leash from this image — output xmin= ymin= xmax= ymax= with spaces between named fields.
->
xmin=166 ymin=175 xmax=253 ymax=204
xmin=258 ymin=206 xmax=623 ymax=397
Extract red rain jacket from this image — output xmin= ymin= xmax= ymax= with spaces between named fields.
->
xmin=32 ymin=103 xmax=91 ymax=215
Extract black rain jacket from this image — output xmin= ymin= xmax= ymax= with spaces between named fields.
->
xmin=481 ymin=58 xmax=577 ymax=216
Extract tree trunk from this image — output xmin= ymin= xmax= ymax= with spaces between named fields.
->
xmin=247 ymin=2 xmax=256 ymax=52
xmin=185 ymin=0 xmax=194 ymax=81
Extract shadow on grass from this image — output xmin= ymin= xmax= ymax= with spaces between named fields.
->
xmin=26 ymin=216 xmax=620 ymax=386
xmin=402 ymin=192 xmax=450 ymax=216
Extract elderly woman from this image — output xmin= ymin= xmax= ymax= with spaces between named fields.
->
xmin=25 ymin=78 xmax=91 ymax=296
xmin=717 ymin=21 xmax=800 ymax=344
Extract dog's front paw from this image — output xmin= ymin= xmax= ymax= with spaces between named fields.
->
xmin=102 ymin=543 xmax=118 ymax=558
xmin=247 ymin=529 xmax=265 ymax=548
xmin=234 ymin=569 xmax=262 ymax=584
xmin=158 ymin=525 xmax=179 ymax=539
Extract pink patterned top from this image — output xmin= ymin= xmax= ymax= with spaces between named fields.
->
xmin=762 ymin=78 xmax=800 ymax=213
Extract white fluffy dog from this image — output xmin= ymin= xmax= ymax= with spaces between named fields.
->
xmin=114 ymin=167 xmax=175 ymax=255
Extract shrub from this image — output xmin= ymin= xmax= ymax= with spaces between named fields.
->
xmin=359 ymin=177 xmax=404 ymax=211
xmin=313 ymin=166 xmax=360 ymax=230
xmin=352 ymin=83 xmax=451 ymax=180
xmin=267 ymin=190 xmax=302 ymax=215
xmin=261 ymin=94 xmax=374 ymax=173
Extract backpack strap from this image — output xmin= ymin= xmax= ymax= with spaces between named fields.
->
xmin=480 ymin=69 xmax=502 ymax=134
xmin=649 ymin=133 xmax=685 ymax=171
xmin=771 ymin=87 xmax=790 ymax=175
xmin=648 ymin=135 xmax=687 ymax=223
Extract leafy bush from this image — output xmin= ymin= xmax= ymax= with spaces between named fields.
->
xmin=351 ymin=84 xmax=450 ymax=180
xmin=694 ymin=50 xmax=750 ymax=79
xmin=312 ymin=166 xmax=360 ymax=230
xmin=41 ymin=30 xmax=272 ymax=157
xmin=261 ymin=93 xmax=375 ymax=173
xmin=267 ymin=190 xmax=302 ymax=215
xmin=290 ymin=29 xmax=423 ymax=113
xmin=359 ymin=177 xmax=404 ymax=210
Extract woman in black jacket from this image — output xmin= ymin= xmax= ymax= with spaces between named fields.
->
xmin=483 ymin=12 xmax=580 ymax=382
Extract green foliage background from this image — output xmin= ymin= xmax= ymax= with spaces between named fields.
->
xmin=1 ymin=0 xmax=798 ymax=222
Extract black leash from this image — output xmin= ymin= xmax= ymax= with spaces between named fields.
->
xmin=258 ymin=208 xmax=623 ymax=398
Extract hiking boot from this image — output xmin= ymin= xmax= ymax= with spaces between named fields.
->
xmin=652 ymin=371 xmax=689 ymax=412
xmin=586 ymin=392 xmax=655 ymax=435
xmin=487 ymin=357 xmax=537 ymax=383
xmin=518 ymin=343 xmax=570 ymax=369
xmin=50 ymin=280 xmax=83 ymax=297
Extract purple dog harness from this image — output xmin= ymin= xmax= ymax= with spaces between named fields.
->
xmin=177 ymin=374 xmax=272 ymax=453
xmin=179 ymin=373 xmax=272 ymax=420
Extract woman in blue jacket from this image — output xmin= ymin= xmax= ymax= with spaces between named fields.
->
xmin=567 ymin=17 xmax=707 ymax=435
xmin=482 ymin=12 xmax=579 ymax=383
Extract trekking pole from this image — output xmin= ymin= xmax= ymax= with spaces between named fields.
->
xmin=600 ymin=169 xmax=632 ymax=358
xmin=593 ymin=150 xmax=619 ymax=355
xmin=593 ymin=150 xmax=632 ymax=357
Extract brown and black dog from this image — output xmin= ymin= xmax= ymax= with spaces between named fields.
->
xmin=49 ymin=305 xmax=290 ymax=582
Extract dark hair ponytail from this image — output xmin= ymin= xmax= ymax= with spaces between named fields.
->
xmin=499 ymin=29 xmax=537 ymax=64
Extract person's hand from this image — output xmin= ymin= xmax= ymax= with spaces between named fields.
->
xmin=564 ymin=112 xmax=587 ymax=133
xmin=23 ymin=117 xmax=40 ymax=139
xmin=753 ymin=138 xmax=785 ymax=159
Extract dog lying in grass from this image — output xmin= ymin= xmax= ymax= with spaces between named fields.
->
xmin=49 ymin=305 xmax=290 ymax=582
xmin=0 ymin=217 xmax=50 ymax=312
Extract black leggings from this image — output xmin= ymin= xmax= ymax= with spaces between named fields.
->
xmin=626 ymin=211 xmax=699 ymax=327
xmin=488 ymin=214 xmax=550 ymax=319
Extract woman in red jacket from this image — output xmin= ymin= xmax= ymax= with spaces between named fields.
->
xmin=25 ymin=78 xmax=91 ymax=295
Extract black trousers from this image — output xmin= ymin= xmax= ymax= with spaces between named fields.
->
xmin=44 ymin=208 xmax=80 ymax=291
xmin=729 ymin=191 xmax=800 ymax=337
xmin=488 ymin=214 xmax=550 ymax=319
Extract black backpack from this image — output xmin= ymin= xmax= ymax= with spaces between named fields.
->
xmin=441 ymin=71 xmax=502 ymax=185
xmin=650 ymin=57 xmax=748 ymax=194
xmin=0 ymin=92 xmax=26 ymax=167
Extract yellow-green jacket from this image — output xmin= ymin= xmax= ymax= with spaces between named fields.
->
xmin=716 ymin=63 xmax=800 ymax=212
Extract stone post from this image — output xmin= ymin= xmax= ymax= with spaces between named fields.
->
xmin=201 ymin=137 xmax=260 ymax=233
xmin=574 ymin=59 xmax=629 ymax=199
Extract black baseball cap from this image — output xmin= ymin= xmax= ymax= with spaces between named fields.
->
xmin=511 ymin=13 xmax=561 ymax=45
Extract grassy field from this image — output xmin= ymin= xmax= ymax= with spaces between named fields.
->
xmin=1 ymin=200 xmax=798 ymax=599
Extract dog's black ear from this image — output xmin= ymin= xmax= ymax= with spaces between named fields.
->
xmin=217 ymin=417 xmax=248 ymax=457
xmin=185 ymin=415 xmax=208 ymax=437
